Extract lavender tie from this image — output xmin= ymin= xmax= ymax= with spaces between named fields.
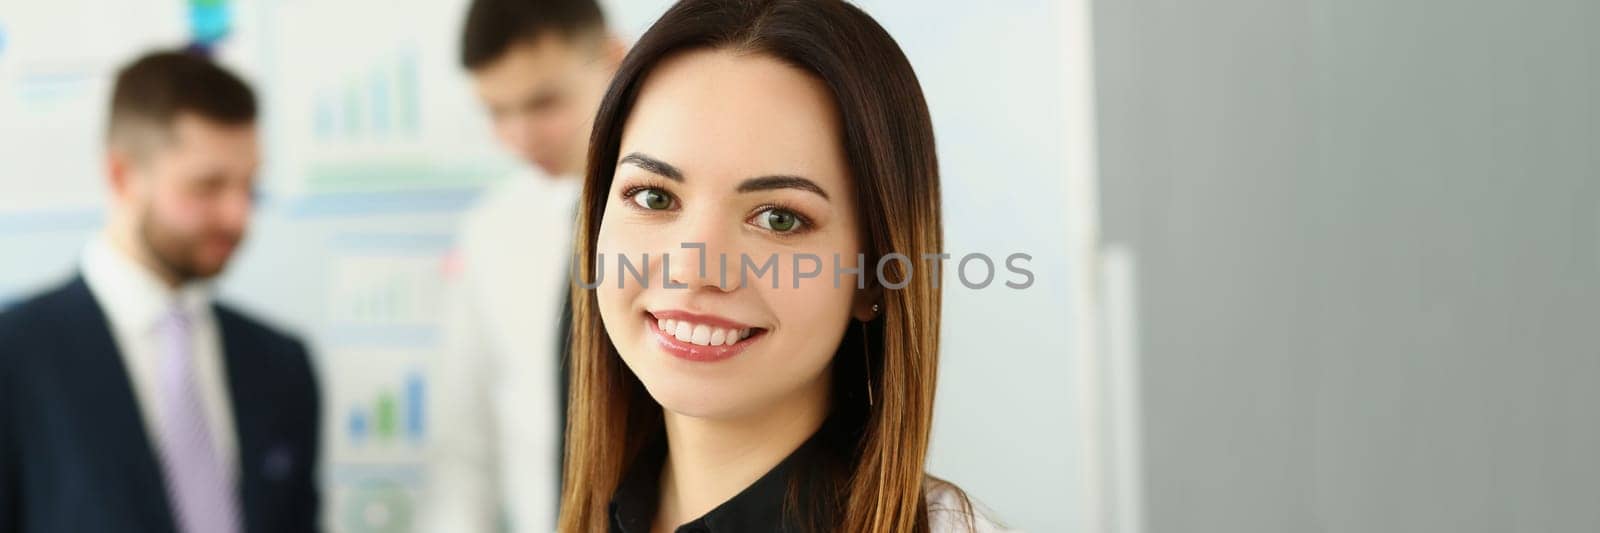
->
xmin=156 ymin=304 xmax=242 ymax=533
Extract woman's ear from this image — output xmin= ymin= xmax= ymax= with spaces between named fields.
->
xmin=851 ymin=285 xmax=884 ymax=322
xmin=602 ymin=33 xmax=628 ymax=70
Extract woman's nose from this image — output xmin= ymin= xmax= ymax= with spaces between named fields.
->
xmin=664 ymin=216 xmax=739 ymax=292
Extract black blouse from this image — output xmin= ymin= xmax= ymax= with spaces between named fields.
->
xmin=608 ymin=426 xmax=838 ymax=533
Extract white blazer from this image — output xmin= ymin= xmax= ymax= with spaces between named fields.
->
xmin=421 ymin=173 xmax=581 ymax=533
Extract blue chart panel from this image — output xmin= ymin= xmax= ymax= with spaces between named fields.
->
xmin=347 ymin=410 xmax=369 ymax=444
xmin=187 ymin=0 xmax=232 ymax=47
xmin=404 ymin=371 xmax=425 ymax=442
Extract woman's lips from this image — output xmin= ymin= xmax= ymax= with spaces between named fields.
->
xmin=645 ymin=310 xmax=767 ymax=362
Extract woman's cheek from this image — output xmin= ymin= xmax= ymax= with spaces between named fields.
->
xmin=767 ymin=275 xmax=852 ymax=343
xmin=593 ymin=218 xmax=639 ymax=338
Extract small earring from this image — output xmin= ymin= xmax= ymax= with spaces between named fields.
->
xmin=860 ymin=320 xmax=874 ymax=407
xmin=871 ymin=303 xmax=881 ymax=315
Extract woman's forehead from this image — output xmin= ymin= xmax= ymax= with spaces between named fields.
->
xmin=616 ymin=48 xmax=849 ymax=191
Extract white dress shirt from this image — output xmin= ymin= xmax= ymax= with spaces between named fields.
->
xmin=423 ymin=172 xmax=581 ymax=533
xmin=80 ymin=234 xmax=238 ymax=477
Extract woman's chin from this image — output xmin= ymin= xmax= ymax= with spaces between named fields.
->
xmin=634 ymin=373 xmax=767 ymax=420
xmin=653 ymin=391 xmax=751 ymax=420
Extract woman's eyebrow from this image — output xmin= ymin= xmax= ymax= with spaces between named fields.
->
xmin=738 ymin=175 xmax=831 ymax=201
xmin=619 ymin=152 xmax=684 ymax=181
xmin=620 ymin=152 xmax=830 ymax=201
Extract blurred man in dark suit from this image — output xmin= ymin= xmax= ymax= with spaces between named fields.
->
xmin=0 ymin=50 xmax=320 ymax=533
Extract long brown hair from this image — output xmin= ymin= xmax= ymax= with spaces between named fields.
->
xmin=560 ymin=1 xmax=947 ymax=531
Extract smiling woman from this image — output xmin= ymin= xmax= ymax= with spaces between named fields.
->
xmin=560 ymin=1 xmax=1005 ymax=532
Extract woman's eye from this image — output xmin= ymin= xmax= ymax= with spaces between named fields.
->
xmin=629 ymin=188 xmax=675 ymax=210
xmin=752 ymin=208 xmax=805 ymax=233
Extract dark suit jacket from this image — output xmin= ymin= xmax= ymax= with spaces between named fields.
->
xmin=0 ymin=276 xmax=321 ymax=533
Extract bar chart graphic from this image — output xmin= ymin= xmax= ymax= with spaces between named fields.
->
xmin=328 ymin=254 xmax=445 ymax=327
xmin=312 ymin=50 xmax=419 ymax=143
xmin=345 ymin=370 xmax=426 ymax=448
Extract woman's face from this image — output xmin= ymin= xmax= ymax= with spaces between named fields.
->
xmin=595 ymin=49 xmax=866 ymax=420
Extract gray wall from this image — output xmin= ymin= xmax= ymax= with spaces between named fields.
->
xmin=1092 ymin=0 xmax=1599 ymax=532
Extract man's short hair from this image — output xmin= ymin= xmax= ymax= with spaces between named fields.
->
xmin=107 ymin=50 xmax=256 ymax=159
xmin=460 ymin=0 xmax=607 ymax=71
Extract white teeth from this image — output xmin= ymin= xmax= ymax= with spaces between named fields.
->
xmin=655 ymin=317 xmax=760 ymax=347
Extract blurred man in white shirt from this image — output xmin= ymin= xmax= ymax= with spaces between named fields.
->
xmin=422 ymin=1 xmax=624 ymax=532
